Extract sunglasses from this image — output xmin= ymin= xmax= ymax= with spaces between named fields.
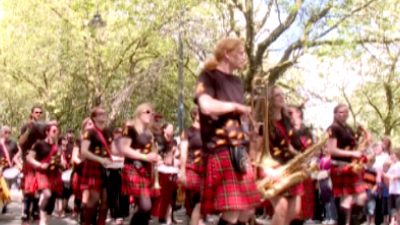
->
xmin=50 ymin=129 xmax=58 ymax=134
xmin=3 ymin=131 xmax=11 ymax=134
xmin=142 ymin=110 xmax=153 ymax=115
xmin=34 ymin=111 xmax=43 ymax=114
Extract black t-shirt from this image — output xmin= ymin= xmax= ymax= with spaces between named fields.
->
xmin=290 ymin=125 xmax=314 ymax=152
xmin=195 ymin=69 xmax=247 ymax=152
xmin=122 ymin=125 xmax=153 ymax=164
xmin=19 ymin=122 xmax=47 ymax=161
xmin=181 ymin=126 xmax=203 ymax=163
xmin=82 ymin=128 xmax=113 ymax=158
xmin=0 ymin=139 xmax=19 ymax=161
xmin=327 ymin=121 xmax=356 ymax=161
xmin=269 ymin=117 xmax=297 ymax=164
xmin=32 ymin=140 xmax=56 ymax=162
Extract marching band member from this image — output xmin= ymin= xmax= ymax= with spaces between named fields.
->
xmin=71 ymin=117 xmax=94 ymax=219
xmin=118 ymin=103 xmax=161 ymax=225
xmin=195 ymin=37 xmax=260 ymax=225
xmin=287 ymin=104 xmax=315 ymax=224
xmin=179 ymin=107 xmax=205 ymax=225
xmin=153 ymin=123 xmax=178 ymax=225
xmin=106 ymin=127 xmax=129 ymax=225
xmin=265 ymin=86 xmax=304 ymax=225
xmin=80 ymin=107 xmax=113 ymax=225
xmin=326 ymin=103 xmax=368 ymax=225
xmin=26 ymin=124 xmax=63 ymax=225
xmin=19 ymin=106 xmax=44 ymax=222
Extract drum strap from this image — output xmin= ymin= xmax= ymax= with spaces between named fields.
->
xmin=93 ymin=126 xmax=113 ymax=160
xmin=41 ymin=144 xmax=58 ymax=164
xmin=0 ymin=141 xmax=12 ymax=167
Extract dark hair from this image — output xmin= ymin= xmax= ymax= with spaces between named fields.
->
xmin=58 ymin=134 xmax=67 ymax=145
xmin=90 ymin=107 xmax=106 ymax=119
xmin=288 ymin=104 xmax=305 ymax=120
xmin=190 ymin=107 xmax=198 ymax=121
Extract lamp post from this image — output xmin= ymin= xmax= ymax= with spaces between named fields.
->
xmin=177 ymin=9 xmax=185 ymax=134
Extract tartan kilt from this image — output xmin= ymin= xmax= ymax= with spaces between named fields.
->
xmin=331 ymin=166 xmax=367 ymax=197
xmin=80 ymin=160 xmax=107 ymax=193
xmin=201 ymin=148 xmax=261 ymax=215
xmin=71 ymin=167 xmax=82 ymax=199
xmin=185 ymin=164 xmax=203 ymax=192
xmin=22 ymin=163 xmax=37 ymax=194
xmin=36 ymin=170 xmax=63 ymax=195
xmin=121 ymin=163 xmax=160 ymax=197
xmin=300 ymin=179 xmax=315 ymax=219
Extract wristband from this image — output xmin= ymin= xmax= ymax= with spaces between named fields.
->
xmin=142 ymin=154 xmax=148 ymax=161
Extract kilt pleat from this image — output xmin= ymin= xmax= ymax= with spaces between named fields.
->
xmin=121 ymin=163 xmax=160 ymax=197
xmin=331 ymin=166 xmax=367 ymax=197
xmin=185 ymin=166 xmax=202 ymax=192
xmin=80 ymin=160 xmax=107 ymax=192
xmin=201 ymin=148 xmax=261 ymax=214
xmin=300 ymin=179 xmax=315 ymax=219
xmin=36 ymin=170 xmax=63 ymax=195
xmin=22 ymin=164 xmax=37 ymax=194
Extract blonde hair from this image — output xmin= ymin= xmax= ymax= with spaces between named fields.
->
xmin=203 ymin=37 xmax=244 ymax=71
xmin=130 ymin=102 xmax=154 ymax=136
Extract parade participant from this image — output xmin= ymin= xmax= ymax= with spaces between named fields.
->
xmin=55 ymin=134 xmax=73 ymax=217
xmin=0 ymin=125 xmax=21 ymax=214
xmin=326 ymin=103 xmax=367 ymax=225
xmin=71 ymin=117 xmax=93 ymax=219
xmin=287 ymin=104 xmax=315 ymax=224
xmin=263 ymin=86 xmax=304 ymax=225
xmin=153 ymin=123 xmax=179 ymax=225
xmin=118 ymin=103 xmax=161 ymax=225
xmin=179 ymin=107 xmax=205 ymax=225
xmin=106 ymin=127 xmax=129 ymax=225
xmin=19 ymin=105 xmax=45 ymax=222
xmin=26 ymin=124 xmax=63 ymax=225
xmin=195 ymin=37 xmax=260 ymax=225
xmin=80 ymin=107 xmax=113 ymax=225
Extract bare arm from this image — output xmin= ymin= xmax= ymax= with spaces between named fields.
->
xmin=179 ymin=139 xmax=189 ymax=173
xmin=326 ymin=137 xmax=358 ymax=158
xmin=119 ymin=137 xmax=155 ymax=162
xmin=197 ymin=94 xmax=249 ymax=117
xmin=71 ymin=146 xmax=82 ymax=165
xmin=80 ymin=140 xmax=105 ymax=164
xmin=26 ymin=151 xmax=44 ymax=169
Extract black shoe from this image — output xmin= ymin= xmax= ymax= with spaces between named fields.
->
xmin=1 ymin=205 xmax=7 ymax=214
xmin=21 ymin=214 xmax=29 ymax=221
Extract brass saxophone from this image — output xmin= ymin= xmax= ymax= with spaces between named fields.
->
xmin=249 ymin=74 xmax=327 ymax=199
xmin=152 ymin=142 xmax=161 ymax=190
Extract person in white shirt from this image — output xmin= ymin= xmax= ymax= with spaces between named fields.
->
xmin=385 ymin=151 xmax=400 ymax=225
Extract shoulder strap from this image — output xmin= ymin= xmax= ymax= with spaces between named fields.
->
xmin=93 ymin=126 xmax=113 ymax=160
xmin=0 ymin=140 xmax=12 ymax=166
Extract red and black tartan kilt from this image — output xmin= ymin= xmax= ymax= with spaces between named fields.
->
xmin=36 ymin=170 xmax=63 ymax=195
xmin=201 ymin=148 xmax=261 ymax=215
xmin=331 ymin=166 xmax=367 ymax=197
xmin=22 ymin=163 xmax=37 ymax=194
xmin=185 ymin=164 xmax=203 ymax=192
xmin=121 ymin=163 xmax=160 ymax=197
xmin=299 ymin=178 xmax=315 ymax=219
xmin=80 ymin=160 xmax=107 ymax=193
xmin=71 ymin=166 xmax=82 ymax=199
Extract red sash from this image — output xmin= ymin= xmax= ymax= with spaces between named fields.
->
xmin=93 ymin=126 xmax=113 ymax=160
xmin=41 ymin=144 xmax=58 ymax=164
xmin=0 ymin=140 xmax=12 ymax=167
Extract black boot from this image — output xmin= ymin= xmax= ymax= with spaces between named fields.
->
xmin=21 ymin=196 xmax=31 ymax=221
xmin=218 ymin=218 xmax=233 ymax=225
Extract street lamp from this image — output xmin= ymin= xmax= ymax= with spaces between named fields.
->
xmin=89 ymin=10 xmax=106 ymax=28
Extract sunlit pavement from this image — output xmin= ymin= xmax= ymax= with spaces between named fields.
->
xmin=0 ymin=189 xmax=323 ymax=225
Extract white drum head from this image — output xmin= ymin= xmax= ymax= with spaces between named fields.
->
xmin=62 ymin=169 xmax=73 ymax=183
xmin=3 ymin=167 xmax=20 ymax=180
xmin=157 ymin=165 xmax=179 ymax=174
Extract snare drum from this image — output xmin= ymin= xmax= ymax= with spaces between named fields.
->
xmin=157 ymin=165 xmax=179 ymax=174
xmin=62 ymin=169 xmax=73 ymax=186
xmin=3 ymin=167 xmax=20 ymax=181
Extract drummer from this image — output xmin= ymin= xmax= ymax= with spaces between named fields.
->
xmin=0 ymin=125 xmax=21 ymax=214
xmin=26 ymin=123 xmax=63 ymax=225
xmin=153 ymin=123 xmax=179 ymax=225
